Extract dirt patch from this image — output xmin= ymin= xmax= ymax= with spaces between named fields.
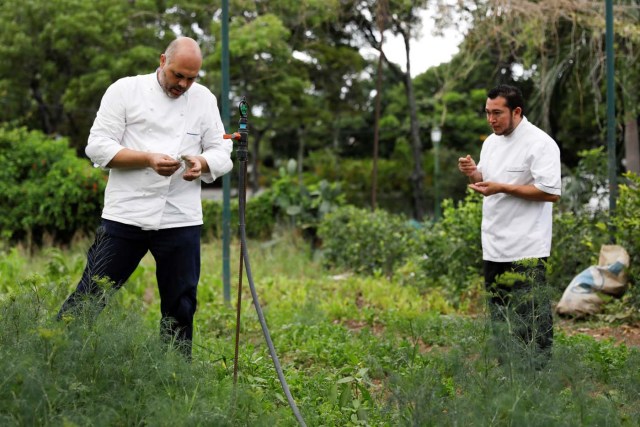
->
xmin=338 ymin=319 xmax=386 ymax=336
xmin=557 ymin=319 xmax=640 ymax=347
xmin=339 ymin=317 xmax=640 ymax=349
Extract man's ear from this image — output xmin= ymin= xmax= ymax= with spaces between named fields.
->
xmin=513 ymin=106 xmax=523 ymax=117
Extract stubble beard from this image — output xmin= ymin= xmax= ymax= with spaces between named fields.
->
xmin=157 ymin=69 xmax=184 ymax=99
xmin=495 ymin=115 xmax=515 ymax=136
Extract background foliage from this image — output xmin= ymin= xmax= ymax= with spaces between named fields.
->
xmin=0 ymin=127 xmax=105 ymax=246
xmin=2 ymin=0 xmax=637 ymax=217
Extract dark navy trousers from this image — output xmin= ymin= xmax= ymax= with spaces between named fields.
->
xmin=58 ymin=219 xmax=201 ymax=356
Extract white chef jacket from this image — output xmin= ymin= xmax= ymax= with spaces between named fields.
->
xmin=476 ymin=117 xmax=561 ymax=262
xmin=86 ymin=72 xmax=233 ymax=230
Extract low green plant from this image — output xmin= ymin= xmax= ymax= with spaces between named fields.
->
xmin=0 ymin=248 xmax=28 ymax=293
xmin=2 ymin=226 xmax=639 ymax=426
xmin=0 ymin=274 xmax=289 ymax=426
xmin=391 ymin=324 xmax=640 ymax=426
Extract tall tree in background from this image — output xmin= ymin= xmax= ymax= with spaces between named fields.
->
xmin=446 ymin=0 xmax=640 ymax=170
xmin=3 ymin=0 xmax=636 ymax=213
xmin=0 ymin=0 xmax=228 ymax=152
xmin=356 ymin=0 xmax=430 ymax=219
xmin=205 ymin=0 xmax=369 ymax=192
xmin=0 ymin=0 xmax=176 ymax=151
xmin=371 ymin=0 xmax=388 ymax=210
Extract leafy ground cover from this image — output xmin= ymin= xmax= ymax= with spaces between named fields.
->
xmin=1 ymin=235 xmax=639 ymax=426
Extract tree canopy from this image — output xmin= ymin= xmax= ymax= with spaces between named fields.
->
xmin=1 ymin=0 xmax=638 ymax=217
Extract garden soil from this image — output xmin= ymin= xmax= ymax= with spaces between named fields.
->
xmin=557 ymin=319 xmax=640 ymax=347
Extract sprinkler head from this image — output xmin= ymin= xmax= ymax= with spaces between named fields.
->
xmin=239 ymin=97 xmax=249 ymax=118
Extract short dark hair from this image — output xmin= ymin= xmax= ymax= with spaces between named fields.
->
xmin=487 ymin=84 xmax=525 ymax=115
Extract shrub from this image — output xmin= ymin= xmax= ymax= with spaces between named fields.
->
xmin=0 ymin=127 xmax=105 ymax=245
xmin=544 ymin=146 xmax=617 ymax=301
xmin=547 ymin=210 xmax=609 ymax=297
xmin=201 ymin=198 xmax=223 ymax=241
xmin=558 ymin=147 xmax=609 ymax=214
xmin=397 ymin=191 xmax=483 ymax=307
xmin=201 ymin=190 xmax=275 ymax=241
xmin=306 ymin=149 xmax=413 ymax=215
xmin=269 ymin=161 xmax=345 ymax=243
xmin=613 ymin=172 xmax=640 ymax=308
xmin=318 ymin=205 xmax=416 ymax=276
xmin=200 ymin=163 xmax=348 ymax=244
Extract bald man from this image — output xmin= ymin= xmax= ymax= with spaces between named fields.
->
xmin=58 ymin=37 xmax=232 ymax=358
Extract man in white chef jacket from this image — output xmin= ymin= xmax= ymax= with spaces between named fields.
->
xmin=58 ymin=37 xmax=233 ymax=358
xmin=458 ymin=84 xmax=561 ymax=368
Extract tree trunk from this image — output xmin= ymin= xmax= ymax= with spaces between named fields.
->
xmin=624 ymin=115 xmax=640 ymax=173
xmin=371 ymin=0 xmax=387 ymax=211
xmin=297 ymin=127 xmax=305 ymax=185
xmin=402 ymin=30 xmax=426 ymax=220
xmin=30 ymin=79 xmax=54 ymax=135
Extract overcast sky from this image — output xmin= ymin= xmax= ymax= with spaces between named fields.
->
xmin=362 ymin=11 xmax=465 ymax=77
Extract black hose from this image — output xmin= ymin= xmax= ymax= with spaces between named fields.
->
xmin=236 ymin=144 xmax=307 ymax=427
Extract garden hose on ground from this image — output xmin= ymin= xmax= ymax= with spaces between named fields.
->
xmin=225 ymin=98 xmax=307 ymax=427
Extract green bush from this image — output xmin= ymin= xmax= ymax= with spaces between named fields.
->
xmin=201 ymin=198 xmax=223 ymax=241
xmin=243 ymin=190 xmax=276 ymax=239
xmin=613 ymin=172 xmax=640 ymax=308
xmin=398 ymin=191 xmax=483 ymax=307
xmin=202 ymin=165 xmax=347 ymax=244
xmin=269 ymin=161 xmax=345 ymax=245
xmin=0 ymin=127 xmax=105 ymax=245
xmin=318 ymin=205 xmax=416 ymax=276
xmin=306 ymin=148 xmax=413 ymax=215
xmin=546 ymin=146 xmax=611 ymax=297
xmin=547 ymin=210 xmax=610 ymax=297
xmin=558 ymin=147 xmax=609 ymax=214
xmin=201 ymin=191 xmax=276 ymax=241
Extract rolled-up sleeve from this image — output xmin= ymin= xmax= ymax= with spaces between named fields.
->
xmin=85 ymin=79 xmax=128 ymax=167
xmin=532 ymin=140 xmax=562 ymax=196
xmin=199 ymin=95 xmax=233 ymax=183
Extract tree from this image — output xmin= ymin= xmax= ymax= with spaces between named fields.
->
xmin=0 ymin=0 xmax=173 ymax=151
xmin=442 ymin=0 xmax=640 ymax=169
xmin=205 ymin=0 xmax=370 ymax=192
xmin=354 ymin=0 xmax=431 ymax=220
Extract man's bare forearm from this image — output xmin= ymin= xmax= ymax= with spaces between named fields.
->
xmin=499 ymin=183 xmax=560 ymax=202
xmin=106 ymin=148 xmax=152 ymax=168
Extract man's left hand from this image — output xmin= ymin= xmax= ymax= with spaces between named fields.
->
xmin=468 ymin=181 xmax=501 ymax=196
xmin=181 ymin=155 xmax=202 ymax=181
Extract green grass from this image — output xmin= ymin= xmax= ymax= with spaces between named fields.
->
xmin=1 ymin=235 xmax=639 ymax=426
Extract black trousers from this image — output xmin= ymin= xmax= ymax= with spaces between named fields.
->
xmin=58 ymin=219 xmax=201 ymax=357
xmin=484 ymin=258 xmax=553 ymax=368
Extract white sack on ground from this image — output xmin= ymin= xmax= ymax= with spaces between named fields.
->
xmin=555 ymin=245 xmax=630 ymax=317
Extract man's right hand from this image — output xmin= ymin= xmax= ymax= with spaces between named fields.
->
xmin=458 ymin=154 xmax=483 ymax=183
xmin=458 ymin=155 xmax=477 ymax=176
xmin=107 ymin=149 xmax=180 ymax=176
xmin=148 ymin=153 xmax=181 ymax=176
